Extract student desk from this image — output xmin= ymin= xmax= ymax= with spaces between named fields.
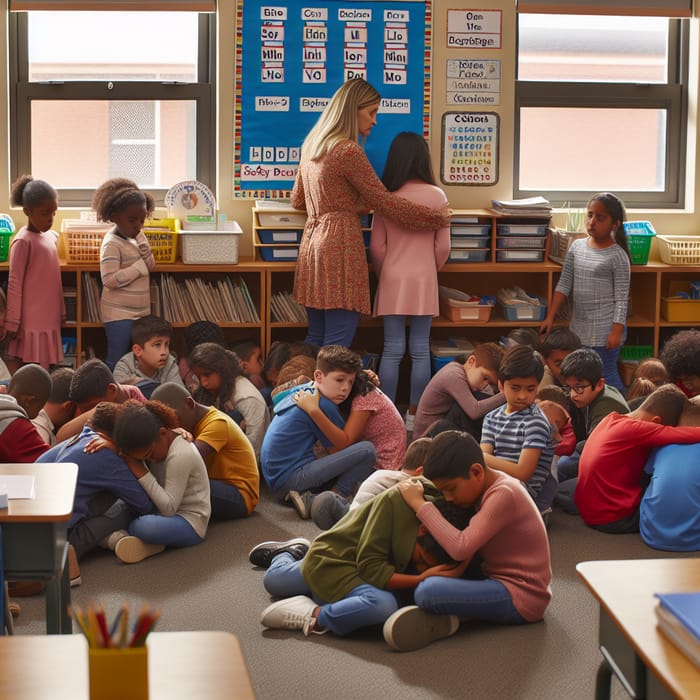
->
xmin=577 ymin=559 xmax=700 ymax=700
xmin=0 ymin=462 xmax=78 ymax=635
xmin=0 ymin=630 xmax=256 ymax=698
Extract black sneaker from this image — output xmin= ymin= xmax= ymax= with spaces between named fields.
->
xmin=248 ymin=537 xmax=311 ymax=569
xmin=285 ymin=490 xmax=315 ymax=519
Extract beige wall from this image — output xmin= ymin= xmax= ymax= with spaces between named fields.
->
xmin=1 ymin=0 xmax=698 ymax=260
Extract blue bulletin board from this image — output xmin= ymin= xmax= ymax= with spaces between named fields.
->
xmin=235 ymin=0 xmax=430 ymax=196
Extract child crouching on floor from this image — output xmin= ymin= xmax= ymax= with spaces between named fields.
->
xmin=386 ymin=430 xmax=552 ymax=651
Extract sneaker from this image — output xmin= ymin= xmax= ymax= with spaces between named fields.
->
xmin=260 ymin=595 xmax=323 ymax=636
xmin=248 ymin=537 xmax=311 ymax=569
xmin=100 ymin=529 xmax=129 ymax=551
xmin=8 ymin=600 xmax=20 ymax=618
xmin=7 ymin=580 xmax=45 ymax=597
xmin=404 ymin=410 xmax=415 ymax=433
xmin=383 ymin=605 xmax=460 ymax=652
xmin=115 ymin=536 xmax=166 ymax=564
xmin=67 ymin=544 xmax=82 ymax=588
xmin=285 ymin=490 xmax=315 ymax=519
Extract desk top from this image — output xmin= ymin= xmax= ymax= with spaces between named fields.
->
xmin=0 ymin=462 xmax=77 ymax=523
xmin=0 ymin=631 xmax=255 ymax=699
xmin=577 ymin=558 xmax=700 ymax=700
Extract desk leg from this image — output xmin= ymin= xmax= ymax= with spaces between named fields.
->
xmin=45 ymin=544 xmax=72 ymax=634
xmin=595 ymin=660 xmax=613 ymax=700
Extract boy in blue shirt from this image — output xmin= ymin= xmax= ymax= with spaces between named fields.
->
xmin=260 ymin=344 xmax=376 ymax=519
xmin=480 ymin=345 xmax=557 ymax=516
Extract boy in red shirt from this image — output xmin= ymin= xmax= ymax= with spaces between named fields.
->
xmin=573 ymin=384 xmax=700 ymax=533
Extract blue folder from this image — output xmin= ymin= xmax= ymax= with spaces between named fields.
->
xmin=656 ymin=592 xmax=700 ymax=640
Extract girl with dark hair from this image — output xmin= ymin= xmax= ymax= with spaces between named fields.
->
xmin=540 ymin=192 xmax=631 ymax=393
xmin=369 ymin=132 xmax=451 ymax=430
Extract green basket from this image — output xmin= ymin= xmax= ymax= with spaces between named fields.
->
xmin=619 ymin=345 xmax=654 ymax=362
xmin=0 ymin=230 xmax=14 ymax=262
xmin=623 ymin=221 xmax=655 ymax=265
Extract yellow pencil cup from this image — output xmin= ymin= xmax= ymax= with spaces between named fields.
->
xmin=88 ymin=646 xmax=149 ymax=700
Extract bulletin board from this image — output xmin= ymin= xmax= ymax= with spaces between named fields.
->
xmin=234 ymin=0 xmax=431 ymax=196
xmin=441 ymin=111 xmax=499 ymax=186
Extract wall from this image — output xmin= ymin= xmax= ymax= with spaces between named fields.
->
xmin=1 ymin=0 xmax=698 ymax=260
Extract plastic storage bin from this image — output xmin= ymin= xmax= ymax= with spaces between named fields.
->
xmin=439 ymin=296 xmax=494 ymax=322
xmin=451 ymin=224 xmax=491 ymax=236
xmin=181 ymin=222 xmax=242 ymax=265
xmin=498 ymin=294 xmax=547 ymax=321
xmin=548 ymin=228 xmax=587 ymax=264
xmin=0 ymin=230 xmax=14 ymax=262
xmin=496 ymin=223 xmax=547 ymax=236
xmin=656 ymin=235 xmax=700 ymax=265
xmin=448 ymin=249 xmax=489 ymax=262
xmin=661 ymin=296 xmax=700 ymax=323
xmin=257 ymin=229 xmax=303 ymax=244
xmin=496 ymin=249 xmax=545 ymax=262
xmin=451 ymin=236 xmax=490 ymax=249
xmin=142 ymin=218 xmax=179 ymax=264
xmin=619 ymin=345 xmax=654 ymax=362
xmin=259 ymin=246 xmax=299 ymax=261
xmin=256 ymin=208 xmax=307 ymax=227
xmin=623 ymin=221 xmax=655 ymax=265
xmin=497 ymin=235 xmax=548 ymax=249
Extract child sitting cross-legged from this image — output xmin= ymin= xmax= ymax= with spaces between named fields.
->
xmin=249 ymin=482 xmax=474 ymax=642
xmin=261 ymin=344 xmax=377 ymax=519
xmin=385 ymin=430 xmax=552 ymax=652
xmin=479 ymin=345 xmax=558 ymax=516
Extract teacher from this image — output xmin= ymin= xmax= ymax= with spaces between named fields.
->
xmin=292 ymin=78 xmax=450 ymax=348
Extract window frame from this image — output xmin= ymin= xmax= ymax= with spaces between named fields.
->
xmin=9 ymin=10 xmax=216 ymax=207
xmin=514 ymin=17 xmax=688 ymax=209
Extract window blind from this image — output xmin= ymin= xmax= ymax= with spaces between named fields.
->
xmin=10 ymin=0 xmax=216 ymax=10
xmin=517 ymin=1 xmax=692 ymax=16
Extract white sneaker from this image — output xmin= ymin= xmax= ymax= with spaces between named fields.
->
xmin=115 ymin=536 xmax=165 ymax=564
xmin=100 ymin=529 xmax=129 ymax=551
xmin=260 ymin=595 xmax=324 ymax=636
xmin=383 ymin=605 xmax=459 ymax=651
xmin=404 ymin=411 xmax=415 ymax=433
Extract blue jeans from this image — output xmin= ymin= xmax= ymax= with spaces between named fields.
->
xmin=104 ymin=319 xmax=134 ymax=371
xmin=263 ymin=553 xmax=399 ymax=636
xmin=590 ymin=345 xmax=625 ymax=394
xmin=305 ymin=307 xmax=360 ymax=348
xmin=415 ymin=576 xmax=528 ymax=625
xmin=279 ymin=441 xmax=376 ymax=498
xmin=379 ymin=315 xmax=432 ymax=405
xmin=128 ymin=513 xmax=204 ymax=548
xmin=209 ymin=479 xmax=249 ymax=521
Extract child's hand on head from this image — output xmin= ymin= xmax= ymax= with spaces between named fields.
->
xmin=293 ymin=386 xmax=320 ymax=413
xmin=364 ymin=369 xmax=380 ymax=387
xmin=396 ymin=478 xmax=426 ymax=512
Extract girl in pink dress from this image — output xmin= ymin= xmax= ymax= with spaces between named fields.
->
xmin=369 ymin=133 xmax=451 ymax=428
xmin=5 ymin=175 xmax=64 ymax=371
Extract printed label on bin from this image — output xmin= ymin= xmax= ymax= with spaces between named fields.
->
xmin=516 ymin=306 xmax=537 ymax=319
xmin=272 ymin=231 xmax=299 ymax=242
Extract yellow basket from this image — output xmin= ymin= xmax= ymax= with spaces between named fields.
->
xmin=60 ymin=229 xmax=106 ymax=264
xmin=656 ymin=235 xmax=700 ymax=265
xmin=143 ymin=218 xmax=179 ymax=264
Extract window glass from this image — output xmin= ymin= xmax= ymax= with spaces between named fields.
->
xmin=518 ymin=15 xmax=669 ymax=83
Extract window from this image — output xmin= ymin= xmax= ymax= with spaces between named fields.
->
xmin=515 ymin=15 xmax=687 ymax=209
xmin=10 ymin=10 xmax=215 ymax=207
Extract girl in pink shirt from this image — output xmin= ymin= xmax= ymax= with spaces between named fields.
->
xmin=369 ymin=133 xmax=450 ymax=429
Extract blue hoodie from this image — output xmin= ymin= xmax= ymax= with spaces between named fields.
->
xmin=261 ymin=382 xmax=345 ymax=492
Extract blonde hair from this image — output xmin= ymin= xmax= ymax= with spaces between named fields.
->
xmin=302 ymin=79 xmax=381 ymax=161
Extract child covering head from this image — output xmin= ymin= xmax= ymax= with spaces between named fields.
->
xmin=537 ymin=327 xmax=582 ymax=388
xmin=93 ymin=177 xmax=155 ymax=371
xmin=659 ymin=329 xmax=700 ymax=398
xmin=413 ymin=342 xmax=505 ymax=440
xmin=178 ymin=320 xmax=226 ymax=394
xmin=480 ymin=345 xmax=558 ymax=515
xmin=113 ymin=314 xmax=184 ymax=391
xmin=388 ymin=430 xmax=552 ymax=652
xmin=251 ymin=481 xmax=473 ymax=641
xmin=6 ymin=175 xmax=64 ymax=372
xmin=188 ymin=341 xmax=270 ymax=459
xmin=231 ymin=338 xmax=265 ymax=391
xmin=31 ymin=366 xmax=75 ymax=446
xmin=260 ymin=344 xmax=377 ymax=518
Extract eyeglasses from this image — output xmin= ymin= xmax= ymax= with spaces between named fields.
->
xmin=564 ymin=383 xmax=592 ymax=396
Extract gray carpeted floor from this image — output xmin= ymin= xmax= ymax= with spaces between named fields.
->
xmin=10 ymin=491 xmax=692 ymax=699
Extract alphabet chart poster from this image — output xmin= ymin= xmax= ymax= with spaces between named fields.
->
xmin=441 ymin=111 xmax=499 ymax=186
xmin=235 ymin=0 xmax=430 ymax=195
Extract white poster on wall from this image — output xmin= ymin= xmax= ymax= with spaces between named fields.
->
xmin=446 ymin=59 xmax=500 ymax=105
xmin=446 ymin=9 xmax=502 ymax=49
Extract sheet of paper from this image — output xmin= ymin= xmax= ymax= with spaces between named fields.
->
xmin=0 ymin=474 xmax=36 ymax=499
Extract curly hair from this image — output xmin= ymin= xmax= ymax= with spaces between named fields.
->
xmin=10 ymin=175 xmax=57 ymax=209
xmin=92 ymin=177 xmax=155 ymax=222
xmin=660 ymin=330 xmax=700 ymax=381
xmin=113 ymin=399 xmax=179 ymax=454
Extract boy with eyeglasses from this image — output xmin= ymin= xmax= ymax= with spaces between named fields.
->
xmin=554 ymin=348 xmax=629 ymax=510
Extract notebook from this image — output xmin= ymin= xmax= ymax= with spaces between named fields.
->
xmin=655 ymin=593 xmax=700 ymax=668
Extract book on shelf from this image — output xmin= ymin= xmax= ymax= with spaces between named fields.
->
xmin=491 ymin=196 xmax=552 ymax=217
xmin=655 ymin=592 xmax=700 ymax=668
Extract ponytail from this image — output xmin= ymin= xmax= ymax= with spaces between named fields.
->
xmin=590 ymin=192 xmax=631 ymax=261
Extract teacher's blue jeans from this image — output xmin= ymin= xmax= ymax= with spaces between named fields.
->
xmin=415 ymin=576 xmax=528 ymax=625
xmin=379 ymin=315 xmax=432 ymax=405
xmin=305 ymin=307 xmax=360 ymax=348
xmin=263 ymin=553 xmax=399 ymax=636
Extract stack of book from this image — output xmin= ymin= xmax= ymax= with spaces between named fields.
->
xmin=270 ymin=291 xmax=308 ymax=323
xmin=655 ymin=592 xmax=700 ymax=668
xmin=491 ymin=196 xmax=552 ymax=217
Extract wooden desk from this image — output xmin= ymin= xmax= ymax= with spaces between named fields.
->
xmin=0 ymin=463 xmax=78 ymax=634
xmin=0 ymin=631 xmax=256 ymax=699
xmin=577 ymin=559 xmax=700 ymax=700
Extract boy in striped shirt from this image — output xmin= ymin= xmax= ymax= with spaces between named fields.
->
xmin=479 ymin=345 xmax=556 ymax=517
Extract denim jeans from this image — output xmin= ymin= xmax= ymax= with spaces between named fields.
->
xmin=415 ymin=576 xmax=528 ymax=625
xmin=128 ymin=513 xmax=204 ymax=548
xmin=263 ymin=553 xmax=399 ymax=636
xmin=209 ymin=479 xmax=249 ymax=521
xmin=104 ymin=319 xmax=134 ymax=371
xmin=305 ymin=307 xmax=360 ymax=348
xmin=590 ymin=345 xmax=625 ymax=394
xmin=379 ymin=315 xmax=432 ymax=405
xmin=279 ymin=441 xmax=376 ymax=498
